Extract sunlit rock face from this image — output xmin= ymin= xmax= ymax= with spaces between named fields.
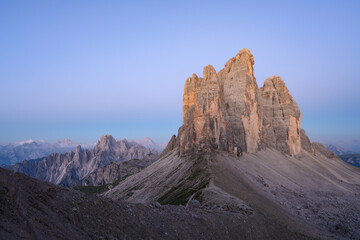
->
xmin=218 ymin=49 xmax=261 ymax=154
xmin=260 ymin=76 xmax=302 ymax=156
xmin=181 ymin=66 xmax=225 ymax=154
xmin=178 ymin=49 xmax=311 ymax=156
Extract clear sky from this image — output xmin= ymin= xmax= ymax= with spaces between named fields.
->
xmin=0 ymin=0 xmax=359 ymax=145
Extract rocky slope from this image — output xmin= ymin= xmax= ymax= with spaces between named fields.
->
xmin=1 ymin=167 xmax=317 ymax=240
xmin=80 ymin=158 xmax=157 ymax=186
xmin=105 ymin=49 xmax=360 ymax=239
xmin=6 ymin=135 xmax=158 ymax=187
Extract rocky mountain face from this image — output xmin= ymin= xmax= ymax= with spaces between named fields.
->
xmin=0 ymin=139 xmax=89 ymax=166
xmin=80 ymin=158 xmax=157 ymax=186
xmin=178 ymin=49 xmax=309 ymax=156
xmin=6 ymin=135 xmax=158 ymax=187
xmin=106 ymin=49 xmax=360 ymax=239
xmin=260 ymin=76 xmax=303 ymax=155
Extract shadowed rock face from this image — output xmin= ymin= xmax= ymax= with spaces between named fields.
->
xmin=80 ymin=158 xmax=156 ymax=186
xmin=178 ymin=49 xmax=310 ymax=156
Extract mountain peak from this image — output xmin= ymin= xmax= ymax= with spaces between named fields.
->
xmin=235 ymin=48 xmax=254 ymax=62
xmin=13 ymin=139 xmax=36 ymax=146
xmin=101 ymin=134 xmax=116 ymax=141
xmin=55 ymin=138 xmax=75 ymax=147
xmin=141 ymin=137 xmax=155 ymax=143
xmin=203 ymin=65 xmax=216 ymax=80
xmin=177 ymin=49 xmax=308 ymax=156
xmin=132 ymin=137 xmax=165 ymax=152
xmin=95 ymin=134 xmax=117 ymax=151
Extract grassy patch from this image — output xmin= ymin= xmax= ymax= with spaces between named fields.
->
xmin=157 ymin=180 xmax=208 ymax=205
xmin=73 ymin=178 xmax=123 ymax=195
xmin=157 ymin=155 xmax=209 ymax=205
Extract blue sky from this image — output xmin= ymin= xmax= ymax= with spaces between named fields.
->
xmin=0 ymin=0 xmax=359 ymax=145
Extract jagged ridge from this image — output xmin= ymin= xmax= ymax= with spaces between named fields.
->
xmin=6 ymin=135 xmax=158 ymax=186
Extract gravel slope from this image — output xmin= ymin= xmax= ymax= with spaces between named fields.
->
xmin=106 ymin=148 xmax=360 ymax=239
xmin=0 ymin=167 xmax=315 ymax=240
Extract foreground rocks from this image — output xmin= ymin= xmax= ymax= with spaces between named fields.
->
xmin=0 ymin=168 xmax=315 ymax=240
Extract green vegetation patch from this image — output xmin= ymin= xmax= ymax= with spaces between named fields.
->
xmin=73 ymin=179 xmax=123 ymax=195
xmin=157 ymin=180 xmax=208 ymax=205
xmin=157 ymin=155 xmax=210 ymax=205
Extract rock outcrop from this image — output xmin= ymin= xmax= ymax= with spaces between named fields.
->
xmin=300 ymin=129 xmax=314 ymax=154
xmin=81 ymin=158 xmax=157 ymax=186
xmin=260 ymin=76 xmax=301 ymax=155
xmin=159 ymin=134 xmax=177 ymax=158
xmin=312 ymin=142 xmax=338 ymax=159
xmin=177 ymin=49 xmax=312 ymax=156
xmin=6 ymin=135 xmax=158 ymax=186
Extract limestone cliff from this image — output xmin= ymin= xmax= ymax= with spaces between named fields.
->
xmin=177 ymin=49 xmax=312 ymax=156
xmin=260 ymin=76 xmax=301 ymax=155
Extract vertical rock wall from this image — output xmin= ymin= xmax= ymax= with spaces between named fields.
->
xmin=178 ymin=49 xmax=311 ymax=156
xmin=217 ymin=49 xmax=261 ymax=154
xmin=260 ymin=76 xmax=302 ymax=156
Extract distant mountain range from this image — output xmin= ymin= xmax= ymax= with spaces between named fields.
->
xmin=323 ymin=140 xmax=360 ymax=154
xmin=0 ymin=139 xmax=90 ymax=166
xmin=0 ymin=137 xmax=165 ymax=166
xmin=323 ymin=142 xmax=360 ymax=168
xmin=338 ymin=154 xmax=360 ymax=168
xmin=5 ymin=135 xmax=158 ymax=187
xmin=132 ymin=137 xmax=166 ymax=152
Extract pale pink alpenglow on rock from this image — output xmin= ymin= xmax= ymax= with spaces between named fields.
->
xmin=178 ymin=48 xmax=306 ymax=156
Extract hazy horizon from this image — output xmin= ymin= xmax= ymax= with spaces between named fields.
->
xmin=0 ymin=135 xmax=164 ymax=146
xmin=1 ymin=1 xmax=359 ymax=146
